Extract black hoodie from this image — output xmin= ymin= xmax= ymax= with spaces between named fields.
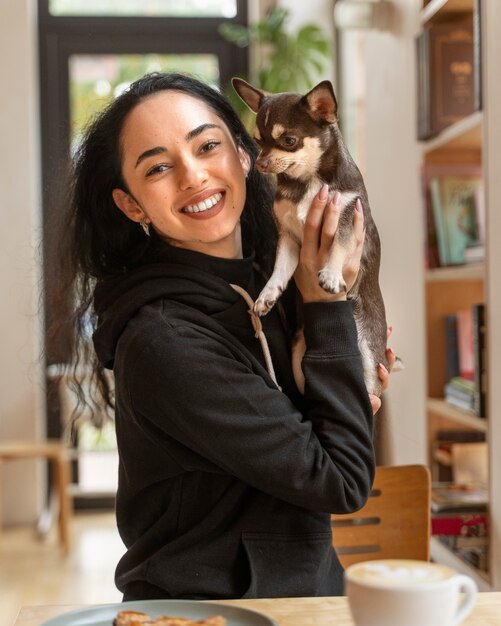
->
xmin=93 ymin=241 xmax=375 ymax=600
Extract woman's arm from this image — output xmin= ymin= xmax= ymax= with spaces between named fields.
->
xmin=124 ymin=300 xmax=374 ymax=515
xmin=121 ymin=187 xmax=384 ymax=514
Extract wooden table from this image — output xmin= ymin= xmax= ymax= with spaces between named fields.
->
xmin=13 ymin=593 xmax=501 ymax=626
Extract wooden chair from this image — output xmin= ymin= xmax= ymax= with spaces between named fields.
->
xmin=0 ymin=440 xmax=72 ymax=551
xmin=331 ymin=464 xmax=431 ymax=568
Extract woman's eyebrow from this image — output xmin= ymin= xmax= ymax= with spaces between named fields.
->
xmin=185 ymin=123 xmax=222 ymax=142
xmin=135 ymin=146 xmax=167 ymax=168
xmin=134 ymin=124 xmax=222 ymax=168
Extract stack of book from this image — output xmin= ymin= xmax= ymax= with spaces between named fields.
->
xmin=432 ymin=482 xmax=488 ymax=514
xmin=443 ymin=302 xmax=486 ymax=417
xmin=444 ymin=377 xmax=475 ymax=412
xmin=432 ymin=482 xmax=489 ymax=573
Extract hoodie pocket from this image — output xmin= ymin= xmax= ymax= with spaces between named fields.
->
xmin=241 ymin=531 xmax=337 ymax=598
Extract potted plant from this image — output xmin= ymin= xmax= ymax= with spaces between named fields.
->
xmin=219 ymin=7 xmax=332 ymax=127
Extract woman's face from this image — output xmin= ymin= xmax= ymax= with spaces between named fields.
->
xmin=113 ymin=90 xmax=250 ymax=258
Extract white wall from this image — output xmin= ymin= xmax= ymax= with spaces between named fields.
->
xmin=360 ymin=0 xmax=426 ymax=464
xmin=281 ymin=0 xmax=427 ymax=463
xmin=0 ymin=0 xmax=45 ymax=524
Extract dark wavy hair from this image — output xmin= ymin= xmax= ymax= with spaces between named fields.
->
xmin=48 ymin=72 xmax=277 ymax=424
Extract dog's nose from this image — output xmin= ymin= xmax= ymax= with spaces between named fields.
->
xmin=256 ymin=157 xmax=271 ymax=173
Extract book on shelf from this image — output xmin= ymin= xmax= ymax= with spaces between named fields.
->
xmin=437 ymin=534 xmax=489 ymax=572
xmin=456 ymin=545 xmax=489 ymax=572
xmin=445 ymin=314 xmax=460 ymax=380
xmin=440 ymin=535 xmax=488 ymax=549
xmin=429 ymin=176 xmax=484 ymax=267
xmin=444 ymin=377 xmax=475 ymax=412
xmin=416 ymin=11 xmax=480 ymax=140
xmin=473 ymin=0 xmax=482 ymax=112
xmin=421 ymin=163 xmax=483 ymax=269
xmin=431 ymin=511 xmax=488 ymax=537
xmin=457 ymin=308 xmax=474 ymax=380
xmin=442 ymin=302 xmax=486 ymax=417
xmin=472 ymin=302 xmax=486 ymax=417
xmin=416 ymin=29 xmax=431 ymax=140
xmin=431 ymin=482 xmax=488 ymax=514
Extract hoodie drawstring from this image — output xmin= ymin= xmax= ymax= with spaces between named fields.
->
xmin=229 ymin=283 xmax=281 ymax=391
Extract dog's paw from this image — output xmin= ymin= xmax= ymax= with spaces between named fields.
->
xmin=254 ymin=286 xmax=282 ymax=316
xmin=318 ymin=269 xmax=347 ymax=294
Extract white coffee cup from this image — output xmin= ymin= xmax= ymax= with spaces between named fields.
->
xmin=344 ymin=559 xmax=477 ymax=626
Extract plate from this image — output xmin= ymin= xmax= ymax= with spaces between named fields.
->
xmin=40 ymin=599 xmax=279 ymax=626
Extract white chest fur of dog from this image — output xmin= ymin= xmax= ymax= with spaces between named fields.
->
xmin=256 ymin=183 xmax=360 ymax=316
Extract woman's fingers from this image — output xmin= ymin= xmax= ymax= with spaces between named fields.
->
xmin=386 ymin=347 xmax=396 ymax=372
xmin=302 ymin=184 xmax=329 ymax=257
xmin=378 ymin=362 xmax=390 ymax=393
xmin=342 ymin=199 xmax=366 ymax=291
xmin=378 ymin=345 xmax=397 ymax=393
xmin=319 ymin=192 xmax=341 ymax=256
xmin=350 ymin=199 xmax=365 ymax=263
xmin=369 ymin=394 xmax=382 ymax=415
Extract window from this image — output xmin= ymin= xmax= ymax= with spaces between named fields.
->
xmin=50 ymin=0 xmax=237 ymax=18
xmin=38 ymin=0 xmax=248 ymax=506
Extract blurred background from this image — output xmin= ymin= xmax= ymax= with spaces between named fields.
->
xmin=3 ymin=0 xmax=499 ymax=623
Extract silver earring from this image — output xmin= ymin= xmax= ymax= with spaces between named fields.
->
xmin=139 ymin=217 xmax=150 ymax=237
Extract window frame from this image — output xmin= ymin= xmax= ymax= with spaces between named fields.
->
xmin=38 ymin=0 xmax=248 ymax=228
xmin=38 ymin=0 xmax=249 ymax=502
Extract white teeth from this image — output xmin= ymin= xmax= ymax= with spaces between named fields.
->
xmin=184 ymin=192 xmax=223 ymax=214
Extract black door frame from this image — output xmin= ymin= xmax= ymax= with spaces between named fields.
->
xmin=38 ymin=0 xmax=248 ymax=504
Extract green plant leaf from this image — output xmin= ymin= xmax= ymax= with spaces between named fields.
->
xmin=218 ymin=22 xmax=251 ymax=47
xmin=220 ymin=6 xmax=333 ymax=121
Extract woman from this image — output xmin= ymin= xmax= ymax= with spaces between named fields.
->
xmin=53 ymin=72 xmax=394 ymax=600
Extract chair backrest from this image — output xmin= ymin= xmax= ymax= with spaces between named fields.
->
xmin=331 ymin=464 xmax=431 ymax=568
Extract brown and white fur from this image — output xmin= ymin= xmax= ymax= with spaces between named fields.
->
xmin=233 ymin=77 xmax=389 ymax=396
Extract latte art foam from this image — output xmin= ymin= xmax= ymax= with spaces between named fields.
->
xmin=347 ymin=560 xmax=455 ymax=587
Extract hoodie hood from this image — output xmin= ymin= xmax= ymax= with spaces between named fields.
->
xmin=93 ymin=242 xmax=256 ymax=369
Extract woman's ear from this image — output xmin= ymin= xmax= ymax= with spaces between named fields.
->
xmin=112 ymin=188 xmax=144 ymax=222
xmin=238 ymin=147 xmax=251 ymax=178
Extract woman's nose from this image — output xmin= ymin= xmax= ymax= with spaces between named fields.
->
xmin=177 ymin=157 xmax=208 ymax=190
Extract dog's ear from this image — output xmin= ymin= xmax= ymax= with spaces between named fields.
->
xmin=232 ymin=77 xmax=268 ymax=113
xmin=303 ymin=81 xmax=338 ymax=124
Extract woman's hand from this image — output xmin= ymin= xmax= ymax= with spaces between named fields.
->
xmin=294 ymin=185 xmax=365 ymax=303
xmin=369 ymin=328 xmax=397 ymax=414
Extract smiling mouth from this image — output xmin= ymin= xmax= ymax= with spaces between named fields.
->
xmin=183 ymin=192 xmax=224 ymax=214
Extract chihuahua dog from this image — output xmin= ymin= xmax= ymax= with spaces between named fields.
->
xmin=232 ymin=77 xmax=389 ymax=396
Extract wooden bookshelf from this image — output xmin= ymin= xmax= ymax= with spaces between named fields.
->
xmin=426 ymin=263 xmax=484 ymax=282
xmin=418 ymin=0 xmax=501 ymax=589
xmin=421 ymin=0 xmax=474 ymax=24
xmin=427 ymin=398 xmax=488 ymax=431
xmin=430 ymin=537 xmax=491 ymax=591
xmin=422 ymin=110 xmax=482 ymax=155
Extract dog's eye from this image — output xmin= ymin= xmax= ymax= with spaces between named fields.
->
xmin=283 ymin=136 xmax=297 ymax=147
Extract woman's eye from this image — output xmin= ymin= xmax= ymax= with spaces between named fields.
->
xmin=283 ymin=136 xmax=297 ymax=147
xmin=146 ymin=163 xmax=170 ymax=177
xmin=200 ymin=140 xmax=220 ymax=153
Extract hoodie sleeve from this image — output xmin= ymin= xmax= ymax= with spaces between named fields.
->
xmin=121 ymin=299 xmax=375 ymax=514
